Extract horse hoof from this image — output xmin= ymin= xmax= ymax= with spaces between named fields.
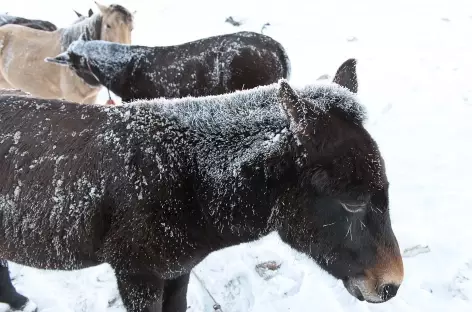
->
xmin=10 ymin=300 xmax=38 ymax=312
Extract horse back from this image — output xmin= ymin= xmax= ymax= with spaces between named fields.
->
xmin=0 ymin=15 xmax=56 ymax=31
xmin=223 ymin=32 xmax=290 ymax=89
xmin=0 ymin=24 xmax=62 ymax=77
xmin=123 ymin=32 xmax=289 ymax=100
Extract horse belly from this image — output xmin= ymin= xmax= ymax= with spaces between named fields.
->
xmin=0 ymin=210 xmax=97 ymax=270
xmin=0 ymin=201 xmax=100 ymax=270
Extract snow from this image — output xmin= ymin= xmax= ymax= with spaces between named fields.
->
xmin=1 ymin=0 xmax=472 ymax=311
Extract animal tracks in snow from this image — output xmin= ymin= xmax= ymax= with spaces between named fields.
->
xmin=449 ymin=260 xmax=472 ymax=301
xmin=221 ymin=274 xmax=254 ymax=312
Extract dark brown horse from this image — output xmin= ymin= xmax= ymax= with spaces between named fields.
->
xmin=0 ymin=9 xmax=95 ymax=33
xmin=46 ymin=31 xmax=291 ymax=102
xmin=0 ymin=59 xmax=403 ymax=312
xmin=0 ymin=13 xmax=57 ymax=31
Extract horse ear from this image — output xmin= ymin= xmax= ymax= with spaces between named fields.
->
xmin=332 ymin=58 xmax=358 ymax=93
xmin=94 ymin=1 xmax=108 ymax=14
xmin=278 ymin=79 xmax=304 ymax=126
xmin=88 ymin=9 xmax=94 ymax=17
xmin=73 ymin=10 xmax=83 ymax=18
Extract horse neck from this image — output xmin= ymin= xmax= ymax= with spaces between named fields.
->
xmin=180 ymin=92 xmax=297 ymax=243
xmin=59 ymin=14 xmax=102 ymax=50
xmin=201 ymin=134 xmax=296 ymax=244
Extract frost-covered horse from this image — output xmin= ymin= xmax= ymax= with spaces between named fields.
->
xmin=0 ymin=2 xmax=134 ymax=104
xmin=0 ymin=59 xmax=403 ymax=312
xmin=0 ymin=13 xmax=57 ymax=31
xmin=46 ymin=31 xmax=291 ymax=102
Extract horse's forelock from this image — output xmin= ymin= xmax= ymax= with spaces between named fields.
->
xmin=108 ymin=4 xmax=133 ymax=24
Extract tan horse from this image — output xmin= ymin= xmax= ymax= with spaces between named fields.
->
xmin=0 ymin=2 xmax=134 ymax=104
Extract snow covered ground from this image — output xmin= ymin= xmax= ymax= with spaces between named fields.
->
xmin=2 ymin=0 xmax=472 ymax=311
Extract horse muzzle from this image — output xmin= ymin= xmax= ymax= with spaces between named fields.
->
xmin=343 ymin=275 xmax=401 ymax=303
xmin=44 ymin=52 xmax=71 ymax=66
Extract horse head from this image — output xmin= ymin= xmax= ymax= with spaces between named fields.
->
xmin=277 ymin=59 xmax=403 ymax=303
xmin=44 ymin=30 xmax=101 ymax=87
xmin=95 ymin=2 xmax=135 ymax=44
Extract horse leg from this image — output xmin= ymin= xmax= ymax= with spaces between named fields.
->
xmin=113 ymin=267 xmax=164 ymax=312
xmin=135 ymin=274 xmax=190 ymax=312
xmin=162 ymin=274 xmax=190 ymax=312
xmin=0 ymin=260 xmax=37 ymax=312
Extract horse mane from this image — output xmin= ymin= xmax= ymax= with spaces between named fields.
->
xmin=126 ymin=82 xmax=367 ymax=135
xmin=60 ymin=14 xmax=102 ymax=51
xmin=299 ymin=83 xmax=367 ymax=124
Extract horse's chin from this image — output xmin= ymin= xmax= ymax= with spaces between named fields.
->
xmin=70 ymin=67 xmax=101 ymax=88
xmin=79 ymin=76 xmax=102 ymax=88
xmin=343 ymin=279 xmax=367 ymax=301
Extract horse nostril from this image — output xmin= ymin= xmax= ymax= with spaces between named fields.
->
xmin=380 ymin=283 xmax=399 ymax=301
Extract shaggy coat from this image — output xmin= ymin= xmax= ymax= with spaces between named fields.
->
xmin=0 ymin=60 xmax=403 ymax=312
xmin=46 ymin=31 xmax=291 ymax=102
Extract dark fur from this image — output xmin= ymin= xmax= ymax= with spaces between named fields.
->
xmin=0 ymin=14 xmax=57 ymax=32
xmin=50 ymin=31 xmax=291 ymax=102
xmin=0 ymin=60 xmax=401 ymax=311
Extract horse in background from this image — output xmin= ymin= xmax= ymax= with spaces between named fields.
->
xmin=0 ymin=8 xmax=94 ymax=32
xmin=0 ymin=2 xmax=134 ymax=104
xmin=46 ymin=31 xmax=291 ymax=102
xmin=0 ymin=13 xmax=57 ymax=31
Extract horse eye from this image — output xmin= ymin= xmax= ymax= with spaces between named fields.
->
xmin=106 ymin=24 xmax=111 ymax=29
xmin=340 ymin=200 xmax=366 ymax=213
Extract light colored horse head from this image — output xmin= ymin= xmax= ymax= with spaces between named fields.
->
xmin=61 ymin=2 xmax=134 ymax=52
xmin=95 ymin=2 xmax=134 ymax=44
